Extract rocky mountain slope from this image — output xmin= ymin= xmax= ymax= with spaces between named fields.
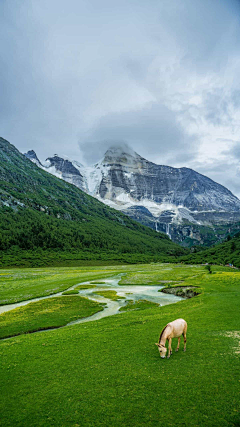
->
xmin=24 ymin=144 xmax=240 ymax=247
xmin=0 ymin=137 xmax=187 ymax=266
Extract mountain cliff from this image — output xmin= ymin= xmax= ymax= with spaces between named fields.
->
xmin=88 ymin=145 xmax=240 ymax=212
xmin=44 ymin=155 xmax=86 ymax=191
xmin=24 ymin=144 xmax=240 ymax=247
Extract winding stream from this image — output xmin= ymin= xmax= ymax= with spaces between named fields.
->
xmin=0 ymin=275 xmax=184 ymax=328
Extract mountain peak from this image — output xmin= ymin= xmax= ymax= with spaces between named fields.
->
xmin=24 ymin=150 xmax=42 ymax=166
xmin=103 ymin=143 xmax=141 ymax=163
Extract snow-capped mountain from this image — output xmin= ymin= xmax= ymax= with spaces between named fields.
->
xmin=24 ymin=150 xmax=43 ymax=167
xmin=24 ymin=145 xmax=240 ymax=245
xmin=24 ymin=151 xmax=87 ymax=192
xmin=44 ymin=155 xmax=86 ymax=192
xmin=89 ymin=145 xmax=240 ymax=211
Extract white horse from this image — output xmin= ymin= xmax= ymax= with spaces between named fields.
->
xmin=155 ymin=318 xmax=187 ymax=359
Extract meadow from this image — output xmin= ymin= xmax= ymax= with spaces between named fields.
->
xmin=0 ymin=263 xmax=239 ymax=427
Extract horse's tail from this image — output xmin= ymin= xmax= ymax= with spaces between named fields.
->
xmin=182 ymin=321 xmax=187 ymax=338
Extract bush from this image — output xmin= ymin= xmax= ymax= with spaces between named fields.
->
xmin=205 ymin=265 xmax=212 ymax=274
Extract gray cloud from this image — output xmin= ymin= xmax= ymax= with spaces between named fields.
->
xmin=1 ymin=0 xmax=240 ymax=195
xmin=221 ymin=142 xmax=240 ymax=162
xmin=231 ymin=143 xmax=240 ymax=160
xmin=79 ymin=103 xmax=197 ymax=164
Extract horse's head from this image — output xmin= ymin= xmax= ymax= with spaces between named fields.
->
xmin=155 ymin=343 xmax=167 ymax=358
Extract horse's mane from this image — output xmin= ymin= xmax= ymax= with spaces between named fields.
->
xmin=158 ymin=324 xmax=169 ymax=344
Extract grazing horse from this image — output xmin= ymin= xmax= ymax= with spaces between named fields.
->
xmin=155 ymin=318 xmax=187 ymax=359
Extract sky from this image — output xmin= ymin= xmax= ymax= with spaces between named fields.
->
xmin=1 ymin=0 xmax=240 ymax=196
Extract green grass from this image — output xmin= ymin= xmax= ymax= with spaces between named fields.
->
xmin=0 ymin=263 xmax=240 ymax=426
xmin=0 ymin=267 xmax=119 ymax=305
xmin=118 ymin=264 xmax=207 ymax=285
xmin=62 ymin=290 xmax=79 ymax=295
xmin=91 ymin=281 xmax=107 ymax=284
xmin=94 ymin=290 xmax=125 ymax=300
xmin=119 ymin=299 xmax=159 ymax=311
xmin=74 ymin=284 xmax=97 ymax=290
xmin=0 ymin=296 xmax=103 ymax=339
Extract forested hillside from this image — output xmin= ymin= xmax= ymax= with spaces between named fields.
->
xmin=181 ymin=233 xmax=240 ymax=267
xmin=0 ymin=137 xmax=188 ymax=266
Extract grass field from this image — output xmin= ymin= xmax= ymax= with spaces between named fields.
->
xmin=0 ymin=296 xmax=104 ymax=339
xmin=0 ymin=263 xmax=239 ymax=427
xmin=0 ymin=267 xmax=120 ymax=305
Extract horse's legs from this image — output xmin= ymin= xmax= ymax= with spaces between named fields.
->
xmin=183 ymin=331 xmax=187 ymax=352
xmin=176 ymin=336 xmax=181 ymax=352
xmin=167 ymin=338 xmax=172 ymax=358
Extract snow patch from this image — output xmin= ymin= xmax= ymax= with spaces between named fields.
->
xmin=97 ymin=188 xmax=197 ymax=223
xmin=83 ymin=162 xmax=110 ymax=195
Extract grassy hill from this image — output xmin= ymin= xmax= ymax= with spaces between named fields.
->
xmin=0 ymin=137 xmax=188 ymax=266
xmin=181 ymin=233 xmax=240 ymax=267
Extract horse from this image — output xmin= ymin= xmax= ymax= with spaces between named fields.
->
xmin=155 ymin=318 xmax=187 ymax=359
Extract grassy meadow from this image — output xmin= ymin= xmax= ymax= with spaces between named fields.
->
xmin=0 ymin=263 xmax=240 ymax=427
xmin=0 ymin=267 xmax=121 ymax=305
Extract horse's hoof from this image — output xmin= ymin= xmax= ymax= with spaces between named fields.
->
xmin=184 ymin=349 xmax=186 ymax=352
xmin=167 ymin=356 xmax=170 ymax=359
xmin=175 ymin=349 xmax=179 ymax=352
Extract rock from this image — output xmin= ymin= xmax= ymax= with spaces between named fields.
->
xmin=161 ymin=286 xmax=200 ymax=298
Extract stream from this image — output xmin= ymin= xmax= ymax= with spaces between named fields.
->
xmin=0 ymin=275 xmax=184 ymax=328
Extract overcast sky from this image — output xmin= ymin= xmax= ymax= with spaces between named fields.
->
xmin=1 ymin=0 xmax=240 ymax=196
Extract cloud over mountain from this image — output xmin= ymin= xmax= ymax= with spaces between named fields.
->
xmin=1 ymin=0 xmax=240 ymax=195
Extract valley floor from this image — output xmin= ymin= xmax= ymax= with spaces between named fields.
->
xmin=0 ymin=263 xmax=239 ymax=426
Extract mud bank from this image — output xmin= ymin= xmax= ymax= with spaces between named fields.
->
xmin=160 ymin=286 xmax=200 ymax=298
